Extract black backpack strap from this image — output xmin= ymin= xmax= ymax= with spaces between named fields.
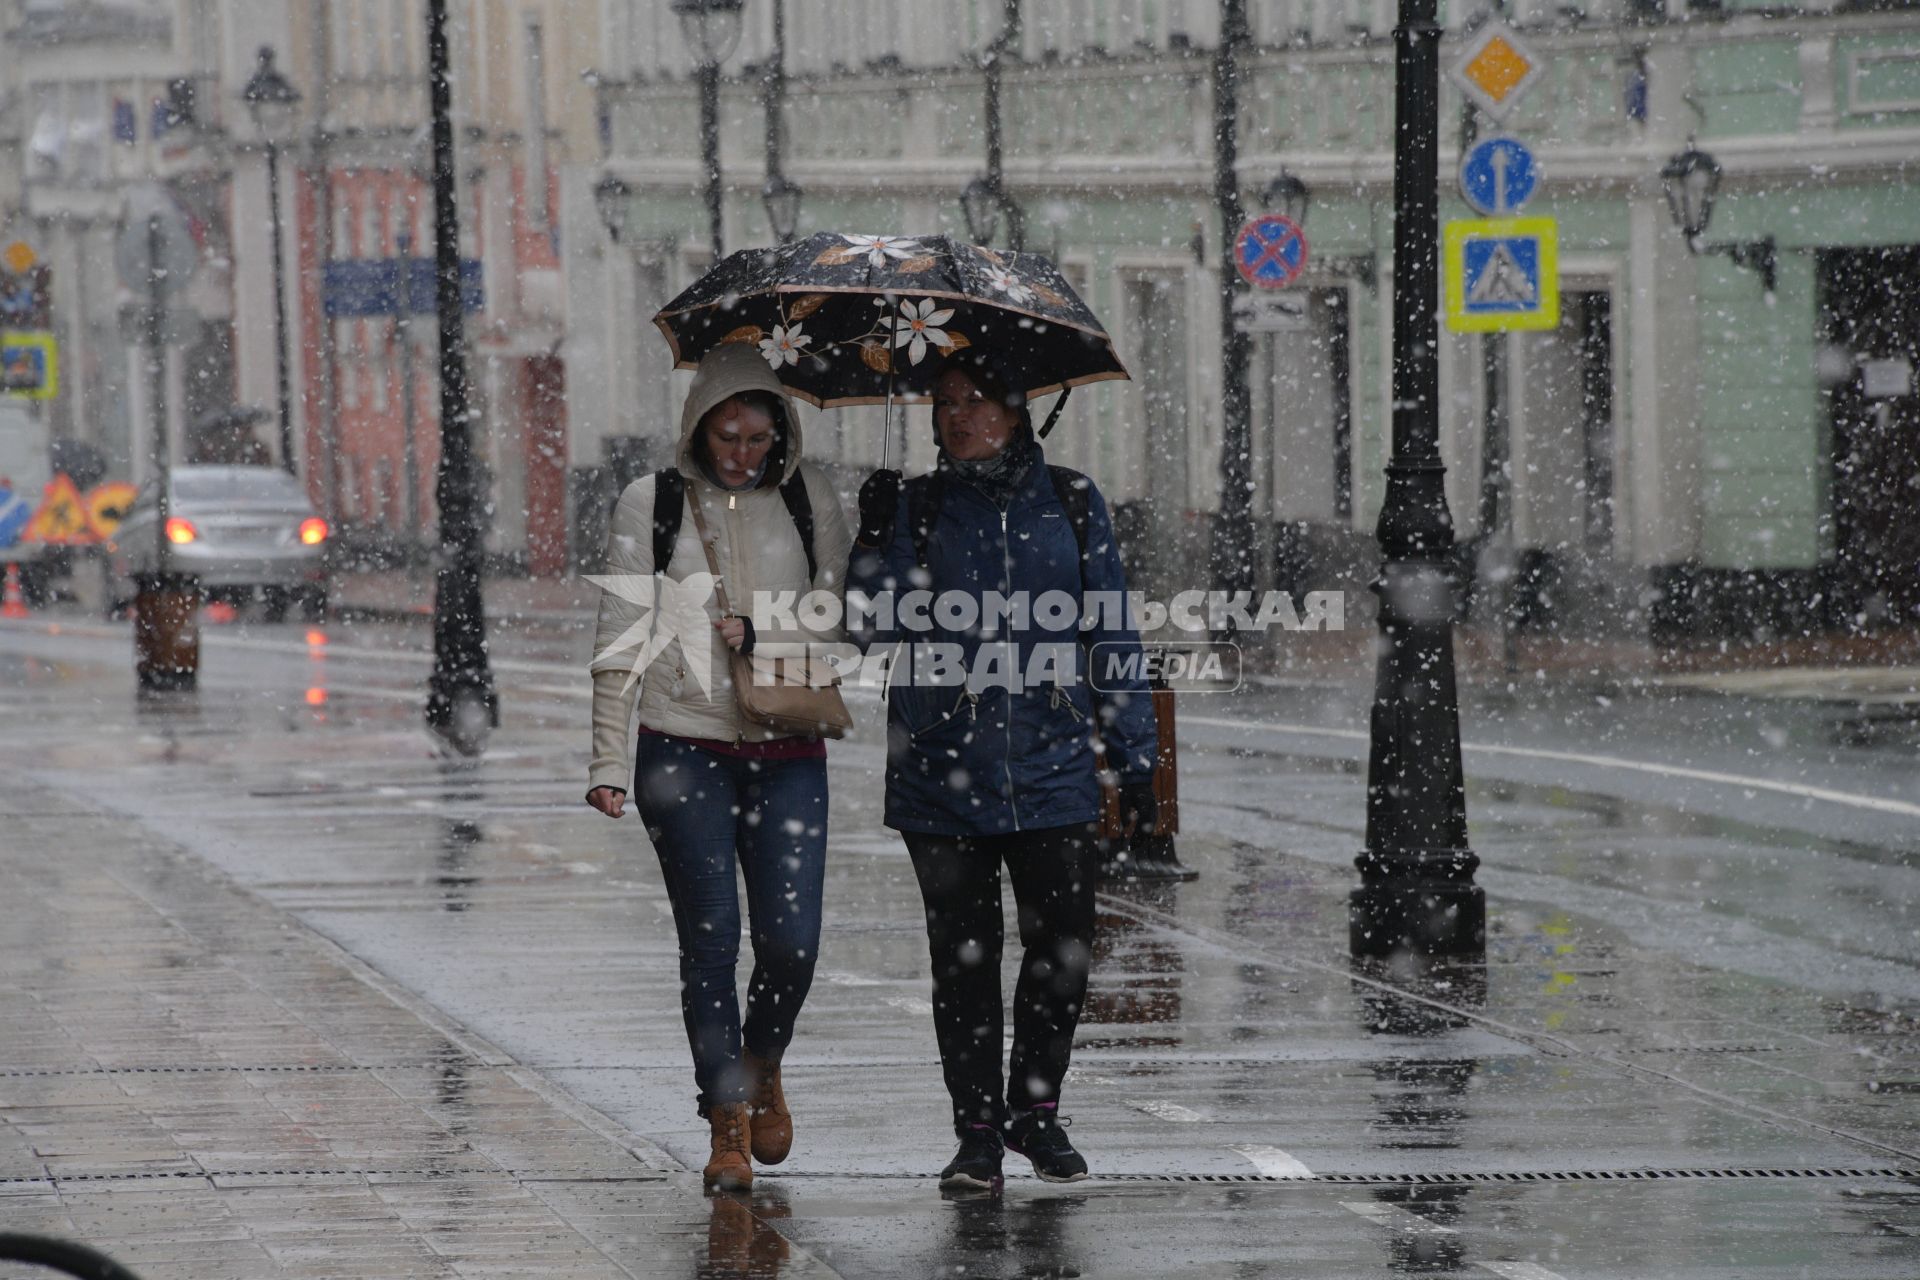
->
xmin=651 ymin=469 xmax=685 ymax=574
xmin=1047 ymin=465 xmax=1092 ymax=586
xmin=779 ymin=471 xmax=818 ymax=583
xmin=905 ymin=474 xmax=944 ymax=571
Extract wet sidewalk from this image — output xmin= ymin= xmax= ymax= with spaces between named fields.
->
xmin=2 ymin=615 xmax=1919 ymax=1277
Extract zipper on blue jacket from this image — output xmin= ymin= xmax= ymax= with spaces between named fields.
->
xmin=1000 ymin=508 xmax=1019 ymax=832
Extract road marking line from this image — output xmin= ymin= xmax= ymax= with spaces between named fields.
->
xmin=1183 ymin=713 xmax=1920 ymax=820
xmin=1480 ymin=1263 xmax=1569 ymax=1280
xmin=884 ymin=995 xmax=934 ymax=1016
xmin=1340 ymin=1199 xmax=1457 ymax=1235
xmin=1128 ymin=1099 xmax=1206 ymax=1123
xmin=1230 ymin=1144 xmax=1314 ymax=1178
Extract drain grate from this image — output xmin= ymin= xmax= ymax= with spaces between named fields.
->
xmin=770 ymin=1167 xmax=1920 ymax=1185
xmin=5 ymin=1166 xmax=1914 ymax=1190
xmin=0 ymin=1062 xmax=475 ymax=1079
xmin=0 ymin=1167 xmax=665 ymax=1187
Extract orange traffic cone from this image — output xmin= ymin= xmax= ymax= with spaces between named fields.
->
xmin=1 ymin=563 xmax=28 ymax=619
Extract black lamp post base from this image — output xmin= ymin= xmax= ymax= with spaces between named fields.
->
xmin=426 ymin=681 xmax=498 ymax=757
xmin=1350 ymin=851 xmax=1486 ymax=957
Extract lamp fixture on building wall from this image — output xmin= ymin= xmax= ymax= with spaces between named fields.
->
xmin=672 ymin=0 xmax=745 ymax=257
xmin=762 ymin=172 xmax=803 ymax=243
xmin=594 ymin=172 xmax=631 ymax=243
xmin=1661 ymin=144 xmax=1776 ymax=293
xmin=1262 ymin=170 xmax=1309 ymax=225
xmin=240 ymin=45 xmax=301 ymax=476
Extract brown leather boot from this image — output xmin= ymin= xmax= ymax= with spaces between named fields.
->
xmin=703 ymin=1102 xmax=753 ymax=1192
xmin=744 ymin=1051 xmax=793 ymax=1164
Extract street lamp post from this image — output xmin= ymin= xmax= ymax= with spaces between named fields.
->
xmin=958 ymin=0 xmax=1025 ymax=250
xmin=673 ymin=0 xmax=745 ymax=259
xmin=241 ymin=46 xmax=300 ymax=476
xmin=1350 ymin=0 xmax=1484 ymax=957
xmin=760 ymin=0 xmax=802 ymax=243
xmin=1209 ymin=0 xmax=1255 ymax=600
xmin=423 ymin=0 xmax=497 ymax=755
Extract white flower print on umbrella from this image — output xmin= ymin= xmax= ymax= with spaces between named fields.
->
xmin=843 ymin=234 xmax=922 ymax=269
xmin=893 ymin=297 xmax=955 ymax=366
xmin=759 ymin=323 xmax=808 ymax=368
xmin=982 ymin=265 xmax=1034 ymax=306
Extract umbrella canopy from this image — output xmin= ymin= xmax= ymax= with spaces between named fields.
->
xmin=652 ymin=233 xmax=1128 ymax=408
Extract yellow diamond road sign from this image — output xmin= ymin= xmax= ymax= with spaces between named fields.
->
xmin=1450 ymin=22 xmax=1542 ymax=121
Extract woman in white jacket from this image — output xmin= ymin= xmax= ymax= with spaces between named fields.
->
xmin=585 ymin=345 xmax=850 ymax=1192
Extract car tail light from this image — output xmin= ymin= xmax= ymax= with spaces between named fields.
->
xmin=298 ymin=518 xmax=329 ymax=546
xmin=164 ymin=517 xmax=198 ymax=545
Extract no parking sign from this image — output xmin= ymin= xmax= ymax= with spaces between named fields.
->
xmin=1234 ymin=215 xmax=1309 ymax=290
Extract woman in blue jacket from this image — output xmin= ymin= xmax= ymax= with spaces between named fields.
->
xmin=850 ymin=347 xmax=1158 ymax=1193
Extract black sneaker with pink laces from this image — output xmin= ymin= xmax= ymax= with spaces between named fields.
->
xmin=1007 ymin=1105 xmax=1088 ymax=1183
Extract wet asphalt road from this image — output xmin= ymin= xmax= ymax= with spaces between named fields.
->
xmin=1 ymin=608 xmax=1917 ymax=1278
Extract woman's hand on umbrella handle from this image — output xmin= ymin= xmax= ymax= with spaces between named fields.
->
xmin=857 ymin=469 xmax=903 ymax=547
xmin=586 ymin=786 xmax=626 ymax=819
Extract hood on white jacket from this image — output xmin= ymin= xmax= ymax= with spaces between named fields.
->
xmin=676 ymin=344 xmax=806 ymax=486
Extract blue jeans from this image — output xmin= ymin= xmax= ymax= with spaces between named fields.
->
xmin=631 ymin=734 xmax=828 ymax=1114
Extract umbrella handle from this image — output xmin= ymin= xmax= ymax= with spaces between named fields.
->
xmin=1037 ymin=385 xmax=1073 ymax=440
xmin=881 ymin=358 xmax=898 ymax=471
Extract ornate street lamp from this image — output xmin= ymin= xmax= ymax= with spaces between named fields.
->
xmin=672 ymin=0 xmax=745 ymax=258
xmin=240 ymin=46 xmax=300 ymax=476
xmin=423 ymin=0 xmax=496 ymax=755
xmin=1349 ymin=0 xmax=1484 ymax=958
xmin=958 ymin=1 xmax=1025 ymax=250
xmin=593 ymin=172 xmax=631 ymax=243
xmin=1661 ymin=144 xmax=1776 ymax=293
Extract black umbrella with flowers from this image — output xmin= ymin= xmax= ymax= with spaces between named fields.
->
xmin=652 ymin=232 xmax=1129 ymax=414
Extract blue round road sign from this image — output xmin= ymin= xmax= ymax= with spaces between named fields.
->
xmin=1235 ymin=215 xmax=1309 ymax=290
xmin=1459 ymin=137 xmax=1538 ymax=216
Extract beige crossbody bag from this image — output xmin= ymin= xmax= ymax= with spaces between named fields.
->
xmin=687 ymin=491 xmax=852 ymax=740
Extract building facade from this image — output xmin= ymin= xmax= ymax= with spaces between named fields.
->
xmin=591 ymin=0 xmax=1920 ymax=637
xmin=1 ymin=0 xmax=605 ymax=576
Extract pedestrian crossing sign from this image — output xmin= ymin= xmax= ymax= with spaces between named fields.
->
xmin=1443 ymin=217 xmax=1559 ymax=333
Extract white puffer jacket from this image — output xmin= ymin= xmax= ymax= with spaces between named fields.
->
xmin=586 ymin=344 xmax=852 ymax=794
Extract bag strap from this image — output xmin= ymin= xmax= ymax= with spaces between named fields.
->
xmin=1047 ymin=465 xmax=1092 ymax=581
xmin=779 ymin=471 xmax=818 ymax=583
xmin=684 ymin=490 xmax=735 ymax=618
xmin=651 ymin=469 xmax=685 ymax=575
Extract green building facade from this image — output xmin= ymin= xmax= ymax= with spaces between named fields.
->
xmin=584 ymin=2 xmax=1920 ymax=638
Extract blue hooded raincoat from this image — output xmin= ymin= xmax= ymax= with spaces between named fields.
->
xmin=848 ymin=449 xmax=1157 ymax=836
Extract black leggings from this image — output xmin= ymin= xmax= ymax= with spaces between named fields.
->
xmin=903 ymin=823 xmax=1100 ymax=1133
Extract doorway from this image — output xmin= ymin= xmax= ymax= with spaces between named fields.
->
xmin=1252 ymin=286 xmax=1354 ymax=592
xmin=1820 ymin=246 xmax=1920 ymax=626
xmin=1504 ymin=288 xmax=1622 ymax=631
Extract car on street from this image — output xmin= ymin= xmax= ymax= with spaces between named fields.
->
xmin=108 ymin=465 xmax=330 ymax=621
